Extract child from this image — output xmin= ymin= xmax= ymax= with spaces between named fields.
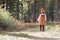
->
xmin=37 ymin=8 xmax=47 ymax=31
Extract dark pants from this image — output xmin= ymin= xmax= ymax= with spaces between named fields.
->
xmin=40 ymin=25 xmax=44 ymax=31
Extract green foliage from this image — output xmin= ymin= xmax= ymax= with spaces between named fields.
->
xmin=0 ymin=8 xmax=26 ymax=31
xmin=45 ymin=25 xmax=55 ymax=31
xmin=0 ymin=8 xmax=17 ymax=30
xmin=45 ymin=24 xmax=60 ymax=31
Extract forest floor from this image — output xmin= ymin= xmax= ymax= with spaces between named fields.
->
xmin=0 ymin=25 xmax=60 ymax=40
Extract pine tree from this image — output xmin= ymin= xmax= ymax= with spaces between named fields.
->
xmin=48 ymin=0 xmax=56 ymax=21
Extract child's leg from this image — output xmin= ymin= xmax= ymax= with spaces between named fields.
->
xmin=40 ymin=25 xmax=41 ymax=31
xmin=42 ymin=25 xmax=45 ymax=31
xmin=40 ymin=25 xmax=43 ymax=31
xmin=40 ymin=25 xmax=45 ymax=31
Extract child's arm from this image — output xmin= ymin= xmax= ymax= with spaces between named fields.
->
xmin=45 ymin=14 xmax=47 ymax=21
xmin=37 ymin=15 xmax=41 ymax=22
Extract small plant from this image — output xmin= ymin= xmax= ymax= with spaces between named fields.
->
xmin=0 ymin=8 xmax=26 ymax=31
xmin=0 ymin=8 xmax=17 ymax=31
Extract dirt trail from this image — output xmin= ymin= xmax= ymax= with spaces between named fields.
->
xmin=0 ymin=25 xmax=60 ymax=40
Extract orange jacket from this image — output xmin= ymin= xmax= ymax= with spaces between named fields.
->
xmin=37 ymin=14 xmax=47 ymax=25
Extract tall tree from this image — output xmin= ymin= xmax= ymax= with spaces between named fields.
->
xmin=48 ymin=0 xmax=56 ymax=21
xmin=55 ymin=0 xmax=60 ymax=21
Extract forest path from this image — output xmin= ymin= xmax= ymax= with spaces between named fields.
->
xmin=0 ymin=25 xmax=60 ymax=40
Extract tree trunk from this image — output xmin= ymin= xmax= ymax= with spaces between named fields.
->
xmin=55 ymin=0 xmax=60 ymax=21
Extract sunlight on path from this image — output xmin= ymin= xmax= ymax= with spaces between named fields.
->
xmin=0 ymin=35 xmax=34 ymax=40
xmin=0 ymin=31 xmax=60 ymax=40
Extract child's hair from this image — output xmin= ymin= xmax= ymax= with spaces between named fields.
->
xmin=40 ymin=8 xmax=45 ymax=14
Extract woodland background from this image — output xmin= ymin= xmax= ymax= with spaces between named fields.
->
xmin=0 ymin=0 xmax=60 ymax=31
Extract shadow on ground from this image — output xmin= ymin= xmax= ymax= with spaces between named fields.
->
xmin=0 ymin=31 xmax=60 ymax=40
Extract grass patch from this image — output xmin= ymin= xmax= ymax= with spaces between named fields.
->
xmin=45 ymin=24 xmax=60 ymax=31
xmin=8 ymin=33 xmax=29 ymax=37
